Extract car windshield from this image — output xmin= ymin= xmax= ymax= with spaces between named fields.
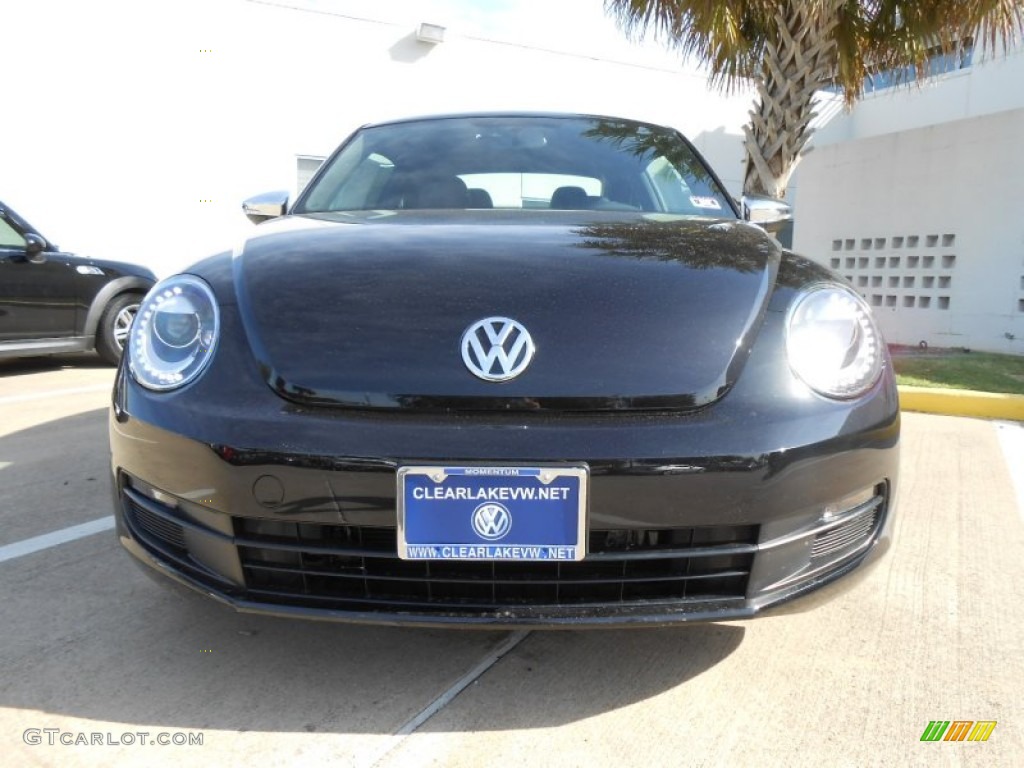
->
xmin=294 ymin=115 xmax=736 ymax=217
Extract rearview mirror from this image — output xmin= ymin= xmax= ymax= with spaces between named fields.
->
xmin=742 ymin=195 xmax=793 ymax=234
xmin=24 ymin=233 xmax=47 ymax=264
xmin=242 ymin=191 xmax=289 ymax=224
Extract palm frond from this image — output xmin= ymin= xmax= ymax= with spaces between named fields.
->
xmin=605 ymin=1 xmax=777 ymax=91
xmin=606 ymin=0 xmax=1024 ymax=195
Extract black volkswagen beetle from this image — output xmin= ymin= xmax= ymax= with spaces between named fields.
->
xmin=110 ymin=113 xmax=899 ymax=627
xmin=1 ymin=201 xmax=155 ymax=364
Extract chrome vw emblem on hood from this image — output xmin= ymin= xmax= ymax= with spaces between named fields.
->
xmin=461 ymin=316 xmax=535 ymax=382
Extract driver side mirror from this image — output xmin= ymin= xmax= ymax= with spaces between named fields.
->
xmin=742 ymin=195 xmax=793 ymax=234
xmin=242 ymin=191 xmax=289 ymax=224
xmin=23 ymin=233 xmax=47 ymax=264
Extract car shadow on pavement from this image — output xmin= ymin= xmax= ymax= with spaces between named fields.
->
xmin=2 ymin=407 xmax=746 ymax=735
xmin=0 ymin=354 xmax=112 ymax=376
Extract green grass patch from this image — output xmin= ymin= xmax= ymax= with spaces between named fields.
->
xmin=892 ymin=351 xmax=1024 ymax=395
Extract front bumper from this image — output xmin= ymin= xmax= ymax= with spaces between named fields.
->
xmin=111 ymin=412 xmax=898 ymax=628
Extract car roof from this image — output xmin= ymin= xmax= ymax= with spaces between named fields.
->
xmin=360 ymin=111 xmax=675 ymax=133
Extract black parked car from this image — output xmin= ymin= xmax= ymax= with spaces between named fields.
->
xmin=111 ymin=113 xmax=899 ymax=627
xmin=0 ymin=201 xmax=155 ymax=364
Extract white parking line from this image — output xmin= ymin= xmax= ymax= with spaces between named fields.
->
xmin=995 ymin=421 xmax=1024 ymax=522
xmin=0 ymin=516 xmax=115 ymax=564
xmin=0 ymin=384 xmax=112 ymax=406
xmin=368 ymin=630 xmax=531 ymax=767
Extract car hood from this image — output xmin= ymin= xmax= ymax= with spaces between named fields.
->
xmin=231 ymin=211 xmax=780 ymax=411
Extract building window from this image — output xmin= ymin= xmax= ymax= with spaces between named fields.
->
xmin=864 ymin=39 xmax=973 ymax=93
xmin=823 ymin=38 xmax=973 ymax=95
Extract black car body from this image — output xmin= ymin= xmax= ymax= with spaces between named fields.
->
xmin=110 ymin=114 xmax=899 ymax=627
xmin=0 ymin=201 xmax=155 ymax=363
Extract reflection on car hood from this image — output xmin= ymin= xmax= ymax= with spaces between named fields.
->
xmin=232 ymin=210 xmax=780 ymax=411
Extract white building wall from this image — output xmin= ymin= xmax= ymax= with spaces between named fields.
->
xmin=793 ymin=42 xmax=1024 ymax=354
xmin=812 ymin=42 xmax=1024 ymax=145
xmin=793 ymin=108 xmax=1024 ymax=354
xmin=2 ymin=0 xmax=754 ymax=276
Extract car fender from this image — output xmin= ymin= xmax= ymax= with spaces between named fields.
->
xmin=83 ymin=276 xmax=153 ymax=339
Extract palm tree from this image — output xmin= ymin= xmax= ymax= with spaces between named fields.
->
xmin=606 ymin=1 xmax=1023 ymax=199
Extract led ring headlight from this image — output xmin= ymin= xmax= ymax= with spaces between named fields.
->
xmin=129 ymin=275 xmax=220 ymax=391
xmin=786 ymin=284 xmax=883 ymax=399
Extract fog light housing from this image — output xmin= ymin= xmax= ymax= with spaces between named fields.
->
xmin=821 ymin=487 xmax=876 ymax=523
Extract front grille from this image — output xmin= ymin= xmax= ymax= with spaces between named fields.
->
xmin=119 ymin=478 xmax=758 ymax=615
xmin=236 ymin=519 xmax=757 ymax=613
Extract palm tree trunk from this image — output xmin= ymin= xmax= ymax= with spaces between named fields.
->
xmin=743 ymin=1 xmax=844 ymax=199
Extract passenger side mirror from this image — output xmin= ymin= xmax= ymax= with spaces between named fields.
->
xmin=23 ymin=233 xmax=47 ymax=264
xmin=242 ymin=191 xmax=289 ymax=224
xmin=742 ymin=195 xmax=793 ymax=234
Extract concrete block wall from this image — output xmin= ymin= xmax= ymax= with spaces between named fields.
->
xmin=793 ymin=108 xmax=1024 ymax=354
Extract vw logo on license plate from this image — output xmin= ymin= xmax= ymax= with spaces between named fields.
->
xmin=471 ymin=502 xmax=512 ymax=540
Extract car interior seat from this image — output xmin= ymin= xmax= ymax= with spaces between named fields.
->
xmin=549 ymin=186 xmax=590 ymax=210
xmin=467 ymin=188 xmax=494 ymax=209
xmin=404 ymin=176 xmax=470 ymax=209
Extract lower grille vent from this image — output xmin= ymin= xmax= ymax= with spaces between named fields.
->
xmin=124 ymin=494 xmax=187 ymax=553
xmin=812 ymin=506 xmax=879 ymax=562
xmin=236 ymin=520 xmax=758 ymax=612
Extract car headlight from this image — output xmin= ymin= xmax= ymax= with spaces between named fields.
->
xmin=786 ymin=284 xmax=883 ymax=399
xmin=129 ymin=275 xmax=219 ymax=391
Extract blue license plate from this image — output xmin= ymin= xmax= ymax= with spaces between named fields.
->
xmin=397 ymin=466 xmax=588 ymax=561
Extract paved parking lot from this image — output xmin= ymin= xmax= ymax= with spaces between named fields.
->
xmin=1 ymin=357 xmax=1022 ymax=767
